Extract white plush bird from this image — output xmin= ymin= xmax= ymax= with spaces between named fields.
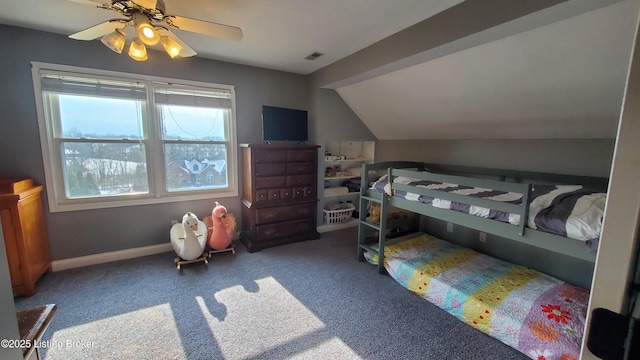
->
xmin=170 ymin=212 xmax=207 ymax=261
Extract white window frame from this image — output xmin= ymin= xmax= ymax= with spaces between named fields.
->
xmin=31 ymin=62 xmax=238 ymax=212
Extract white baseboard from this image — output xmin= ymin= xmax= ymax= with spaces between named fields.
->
xmin=51 ymin=243 xmax=174 ymax=272
xmin=317 ymin=218 xmax=359 ymax=233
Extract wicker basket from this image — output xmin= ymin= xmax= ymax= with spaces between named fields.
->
xmin=323 ymin=203 xmax=356 ymax=224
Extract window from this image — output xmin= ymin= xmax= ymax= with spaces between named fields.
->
xmin=32 ymin=62 xmax=238 ymax=212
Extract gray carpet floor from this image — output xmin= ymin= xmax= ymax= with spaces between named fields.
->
xmin=15 ymin=228 xmax=529 ymax=360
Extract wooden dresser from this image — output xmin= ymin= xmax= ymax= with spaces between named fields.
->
xmin=240 ymin=144 xmax=321 ymax=252
xmin=0 ymin=178 xmax=51 ymax=297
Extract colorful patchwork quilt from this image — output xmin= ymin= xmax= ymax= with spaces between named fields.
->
xmin=364 ymin=233 xmax=589 ymax=360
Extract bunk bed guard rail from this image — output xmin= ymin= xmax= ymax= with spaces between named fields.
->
xmin=387 ymin=167 xmax=532 ymax=237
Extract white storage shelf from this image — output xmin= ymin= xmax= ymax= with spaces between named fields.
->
xmin=325 ymin=157 xmax=372 ymax=163
xmin=325 ymin=175 xmax=358 ymax=180
xmin=319 ymin=140 xmax=375 ymax=232
xmin=324 ymin=192 xmax=359 ymax=198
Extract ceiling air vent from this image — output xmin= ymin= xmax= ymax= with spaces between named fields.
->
xmin=305 ymin=52 xmax=324 ymax=60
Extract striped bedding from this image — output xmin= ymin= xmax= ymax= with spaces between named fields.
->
xmin=370 ymin=174 xmax=606 ymax=241
xmin=364 ymin=232 xmax=589 ymax=360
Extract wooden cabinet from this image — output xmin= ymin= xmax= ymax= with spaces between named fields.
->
xmin=0 ymin=178 xmax=51 ymax=297
xmin=240 ymin=144 xmax=321 ymax=252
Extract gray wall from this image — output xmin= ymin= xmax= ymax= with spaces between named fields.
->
xmin=309 ymin=88 xmax=375 ymax=142
xmin=376 ymin=138 xmax=615 ymax=177
xmin=0 ymin=24 xmax=308 ymax=260
xmin=308 ymin=87 xmax=377 ymax=224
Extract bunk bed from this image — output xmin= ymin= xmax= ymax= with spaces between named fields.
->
xmin=357 ymin=161 xmax=608 ymax=271
xmin=356 ymin=161 xmax=608 ymax=360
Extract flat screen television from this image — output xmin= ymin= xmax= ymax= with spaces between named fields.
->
xmin=262 ymin=105 xmax=308 ymax=142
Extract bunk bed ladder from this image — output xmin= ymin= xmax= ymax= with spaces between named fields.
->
xmin=357 ymin=194 xmax=379 ymax=261
xmin=357 ymin=166 xmax=372 ymax=263
xmin=357 ymin=168 xmax=390 ymax=274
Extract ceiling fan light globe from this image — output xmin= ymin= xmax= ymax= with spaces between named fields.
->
xmin=137 ymin=23 xmax=160 ymax=45
xmin=100 ymin=29 xmax=126 ymax=54
xmin=161 ymin=36 xmax=183 ymax=58
xmin=128 ymin=39 xmax=148 ymax=61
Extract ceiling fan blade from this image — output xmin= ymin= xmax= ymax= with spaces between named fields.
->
xmin=164 ymin=16 xmax=243 ymax=42
xmin=157 ymin=28 xmax=197 ymax=57
xmin=69 ymin=20 xmax=126 ymax=40
xmin=132 ymin=0 xmax=157 ymax=9
xmin=66 ymin=0 xmax=105 ymax=6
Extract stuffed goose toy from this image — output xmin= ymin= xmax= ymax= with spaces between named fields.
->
xmin=170 ymin=212 xmax=207 ymax=261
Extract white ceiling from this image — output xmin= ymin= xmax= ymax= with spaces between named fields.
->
xmin=0 ymin=0 xmax=462 ymax=74
xmin=337 ymin=0 xmax=639 ymax=139
xmin=0 ymin=0 xmax=638 ymax=140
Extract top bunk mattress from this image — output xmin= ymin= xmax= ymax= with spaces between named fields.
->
xmin=370 ymin=174 xmax=606 ymax=242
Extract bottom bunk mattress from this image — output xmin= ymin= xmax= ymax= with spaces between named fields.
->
xmin=364 ymin=232 xmax=589 ymax=360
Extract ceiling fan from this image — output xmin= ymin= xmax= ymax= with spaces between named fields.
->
xmin=67 ymin=0 xmax=243 ymax=61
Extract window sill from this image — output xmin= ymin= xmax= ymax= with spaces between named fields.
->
xmin=47 ymin=188 xmax=238 ymax=213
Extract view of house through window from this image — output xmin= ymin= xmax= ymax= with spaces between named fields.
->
xmin=32 ymin=63 xmax=237 ymax=211
xmin=56 ymin=92 xmax=149 ymax=198
xmin=156 ymin=86 xmax=231 ymax=191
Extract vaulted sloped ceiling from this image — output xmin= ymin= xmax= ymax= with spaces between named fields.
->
xmin=334 ymin=0 xmax=639 ymax=140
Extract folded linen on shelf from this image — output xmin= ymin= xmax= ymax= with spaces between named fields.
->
xmin=324 ymin=187 xmax=349 ymax=197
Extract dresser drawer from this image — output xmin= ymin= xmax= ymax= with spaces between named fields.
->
xmin=268 ymin=189 xmax=281 ymax=201
xmin=287 ymin=149 xmax=315 ymax=162
xmin=256 ymin=219 xmax=316 ymax=241
xmin=286 ymin=162 xmax=314 ymax=175
xmin=255 ymin=176 xmax=286 ymax=189
xmin=280 ymin=188 xmax=293 ymax=200
xmin=255 ymin=163 xmax=286 ymax=177
xmin=255 ymin=189 xmax=269 ymax=202
xmin=255 ymin=188 xmax=284 ymax=202
xmin=293 ymin=186 xmax=315 ymax=199
xmin=255 ymin=203 xmax=315 ymax=224
xmin=254 ymin=150 xmax=287 ymax=163
xmin=286 ymin=174 xmax=315 ymax=187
